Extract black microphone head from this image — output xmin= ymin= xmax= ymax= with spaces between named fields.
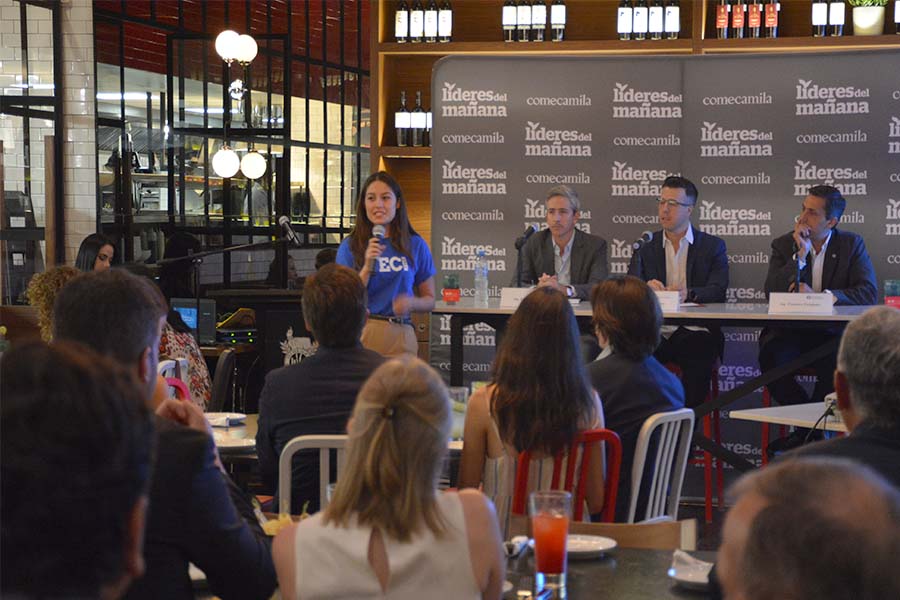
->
xmin=372 ymin=224 xmax=386 ymax=239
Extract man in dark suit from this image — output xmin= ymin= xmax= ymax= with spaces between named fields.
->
xmin=518 ymin=184 xmax=608 ymax=301
xmin=759 ymin=185 xmax=877 ymax=408
xmin=628 ymin=176 xmax=729 ymax=408
xmin=53 ymin=269 xmax=276 ymax=600
xmin=787 ymin=306 xmax=900 ymax=488
xmin=256 ymin=264 xmax=384 ymax=513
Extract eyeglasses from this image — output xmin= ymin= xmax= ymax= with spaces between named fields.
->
xmin=656 ymin=198 xmax=693 ymax=208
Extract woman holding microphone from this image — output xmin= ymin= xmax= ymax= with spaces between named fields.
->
xmin=337 ymin=171 xmax=435 ymax=357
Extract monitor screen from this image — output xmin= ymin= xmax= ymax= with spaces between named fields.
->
xmin=173 ymin=305 xmax=198 ymax=330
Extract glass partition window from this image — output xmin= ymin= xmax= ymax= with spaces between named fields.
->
xmin=93 ymin=0 xmax=370 ymax=286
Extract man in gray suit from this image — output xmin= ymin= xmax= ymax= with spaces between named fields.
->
xmin=518 ymin=185 xmax=609 ymax=301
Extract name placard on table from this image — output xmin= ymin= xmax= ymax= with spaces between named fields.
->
xmin=768 ymin=292 xmax=834 ymax=315
xmin=654 ymin=290 xmax=681 ymax=312
xmin=500 ymin=287 xmax=532 ymax=308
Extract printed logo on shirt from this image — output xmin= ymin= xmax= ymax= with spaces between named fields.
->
xmin=377 ymin=256 xmax=410 ymax=272
xmin=699 ymin=122 xmax=773 ymax=159
xmin=612 ymin=82 xmax=682 ymax=119
xmin=698 ymin=200 xmax=771 ymax=238
xmin=440 ymin=81 xmax=509 ymax=118
xmin=795 ymin=79 xmax=870 ymax=116
xmin=280 ymin=327 xmax=316 ymax=366
xmin=793 ymin=160 xmax=867 ymax=197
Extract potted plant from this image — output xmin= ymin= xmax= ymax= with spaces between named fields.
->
xmin=848 ymin=0 xmax=888 ymax=35
xmin=442 ymin=273 xmax=461 ymax=303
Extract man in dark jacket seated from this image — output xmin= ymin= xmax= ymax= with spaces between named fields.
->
xmin=588 ymin=276 xmax=685 ymax=522
xmin=256 ymin=264 xmax=385 ymax=513
xmin=53 ymin=269 xmax=276 ymax=600
xmin=786 ymin=306 xmax=900 ymax=488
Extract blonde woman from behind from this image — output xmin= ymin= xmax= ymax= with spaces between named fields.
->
xmin=272 ymin=357 xmax=505 ymax=600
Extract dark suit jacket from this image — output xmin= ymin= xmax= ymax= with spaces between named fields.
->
xmin=519 ymin=228 xmax=609 ymax=300
xmin=588 ymin=353 xmax=685 ymax=522
xmin=124 ymin=417 xmax=276 ymax=600
xmin=256 ymin=345 xmax=385 ymax=513
xmin=786 ymin=421 xmax=900 ymax=489
xmin=627 ymin=226 xmax=729 ymax=304
xmin=763 ymin=228 xmax=877 ymax=306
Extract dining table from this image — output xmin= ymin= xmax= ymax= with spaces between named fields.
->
xmin=504 ymin=546 xmax=716 ymax=599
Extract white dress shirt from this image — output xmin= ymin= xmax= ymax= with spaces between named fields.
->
xmin=798 ymin=230 xmax=832 ymax=293
xmin=553 ymin=233 xmax=575 ymax=288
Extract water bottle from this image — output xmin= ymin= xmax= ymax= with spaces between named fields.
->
xmin=473 ymin=250 xmax=489 ymax=308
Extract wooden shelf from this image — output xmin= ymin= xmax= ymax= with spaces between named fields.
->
xmin=378 ymin=38 xmax=695 ymax=55
xmin=701 ymin=34 xmax=900 ymax=53
xmin=380 ymin=146 xmax=432 ymax=159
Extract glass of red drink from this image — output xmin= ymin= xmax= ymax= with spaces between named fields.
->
xmin=529 ymin=490 xmax=571 ymax=598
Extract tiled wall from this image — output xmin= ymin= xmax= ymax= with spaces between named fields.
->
xmin=60 ymin=0 xmax=97 ymax=265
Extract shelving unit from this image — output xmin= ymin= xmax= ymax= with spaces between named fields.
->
xmin=371 ymin=0 xmax=900 ymax=243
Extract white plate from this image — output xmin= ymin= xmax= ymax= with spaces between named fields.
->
xmin=567 ymin=534 xmax=617 ymax=559
xmin=667 ymin=565 xmax=711 ymax=591
xmin=212 ymin=433 xmax=256 ymax=450
xmin=528 ymin=535 xmax=617 ymax=559
xmin=206 ymin=412 xmax=247 ymax=427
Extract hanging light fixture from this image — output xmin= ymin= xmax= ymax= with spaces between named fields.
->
xmin=211 ymin=145 xmax=240 ymax=178
xmin=215 ymin=30 xmax=240 ymax=64
xmin=235 ymin=34 xmax=259 ymax=66
xmin=240 ymin=150 xmax=267 ymax=180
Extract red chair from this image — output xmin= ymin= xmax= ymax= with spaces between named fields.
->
xmin=511 ymin=429 xmax=622 ymax=523
xmin=666 ymin=363 xmax=723 ymax=524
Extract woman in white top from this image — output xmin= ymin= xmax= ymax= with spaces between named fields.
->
xmin=273 ymin=356 xmax=505 ymax=600
xmin=458 ymin=287 xmax=605 ymax=535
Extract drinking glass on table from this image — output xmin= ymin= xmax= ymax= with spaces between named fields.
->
xmin=530 ymin=490 xmax=571 ymax=599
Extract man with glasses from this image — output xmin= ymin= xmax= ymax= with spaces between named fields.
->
xmin=518 ymin=184 xmax=609 ymax=301
xmin=628 ymin=175 xmax=729 ymax=408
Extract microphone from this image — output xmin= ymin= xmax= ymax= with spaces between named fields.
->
xmin=372 ymin=224 xmax=386 ymax=240
xmin=514 ymin=224 xmax=538 ymax=250
xmin=631 ymin=231 xmax=653 ymax=251
xmin=278 ymin=215 xmax=301 ymax=247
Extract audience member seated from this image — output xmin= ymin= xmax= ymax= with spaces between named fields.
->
xmin=315 ymin=247 xmax=337 ymax=270
xmin=717 ymin=458 xmax=900 ymax=600
xmin=272 ymin=357 xmax=506 ymax=600
xmin=1 ymin=341 xmax=155 ymax=600
xmin=24 ymin=265 xmax=81 ymax=340
xmin=588 ymin=276 xmax=685 ymax=521
xmin=265 ymin=252 xmax=302 ymax=289
xmin=787 ymin=305 xmax=900 ymax=488
xmin=458 ymin=287 xmax=605 ymax=535
xmin=256 ymin=263 xmax=384 ymax=513
xmin=75 ymin=232 xmax=116 ymax=272
xmin=52 ymin=269 xmax=276 ymax=600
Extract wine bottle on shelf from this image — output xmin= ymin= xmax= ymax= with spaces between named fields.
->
xmin=664 ymin=0 xmax=680 ymax=39
xmin=395 ymin=0 xmax=410 ymax=42
xmin=649 ymin=0 xmax=664 ymax=40
xmin=425 ymin=109 xmax=432 ymax=147
xmin=633 ymin=0 xmax=649 ymax=40
xmin=618 ymin=0 xmax=634 ymax=41
xmin=438 ymin=0 xmax=452 ymax=42
xmin=550 ymin=0 xmax=566 ymax=41
xmin=410 ymin=91 xmax=426 ymax=148
xmin=410 ymin=0 xmax=425 ymax=42
xmin=532 ymin=0 xmax=547 ymax=42
xmin=811 ymin=0 xmax=827 ymax=36
xmin=395 ymin=91 xmax=410 ymax=147
xmin=503 ymin=0 xmax=517 ymax=42
xmin=828 ymin=1 xmax=845 ymax=37
xmin=731 ymin=1 xmax=746 ymax=38
xmin=424 ymin=0 xmax=439 ymax=43
xmin=748 ymin=0 xmax=763 ymax=37
xmin=716 ymin=0 xmax=730 ymax=39
xmin=764 ymin=0 xmax=779 ymax=38
xmin=895 ymin=0 xmax=900 ymax=34
xmin=518 ymin=0 xmax=532 ymax=41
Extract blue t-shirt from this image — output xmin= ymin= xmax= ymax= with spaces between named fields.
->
xmin=336 ymin=234 xmax=436 ymax=317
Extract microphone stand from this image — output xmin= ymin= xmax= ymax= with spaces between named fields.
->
xmin=514 ymin=234 xmax=529 ymax=288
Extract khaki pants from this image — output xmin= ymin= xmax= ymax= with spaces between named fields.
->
xmin=361 ymin=320 xmax=417 ymax=358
